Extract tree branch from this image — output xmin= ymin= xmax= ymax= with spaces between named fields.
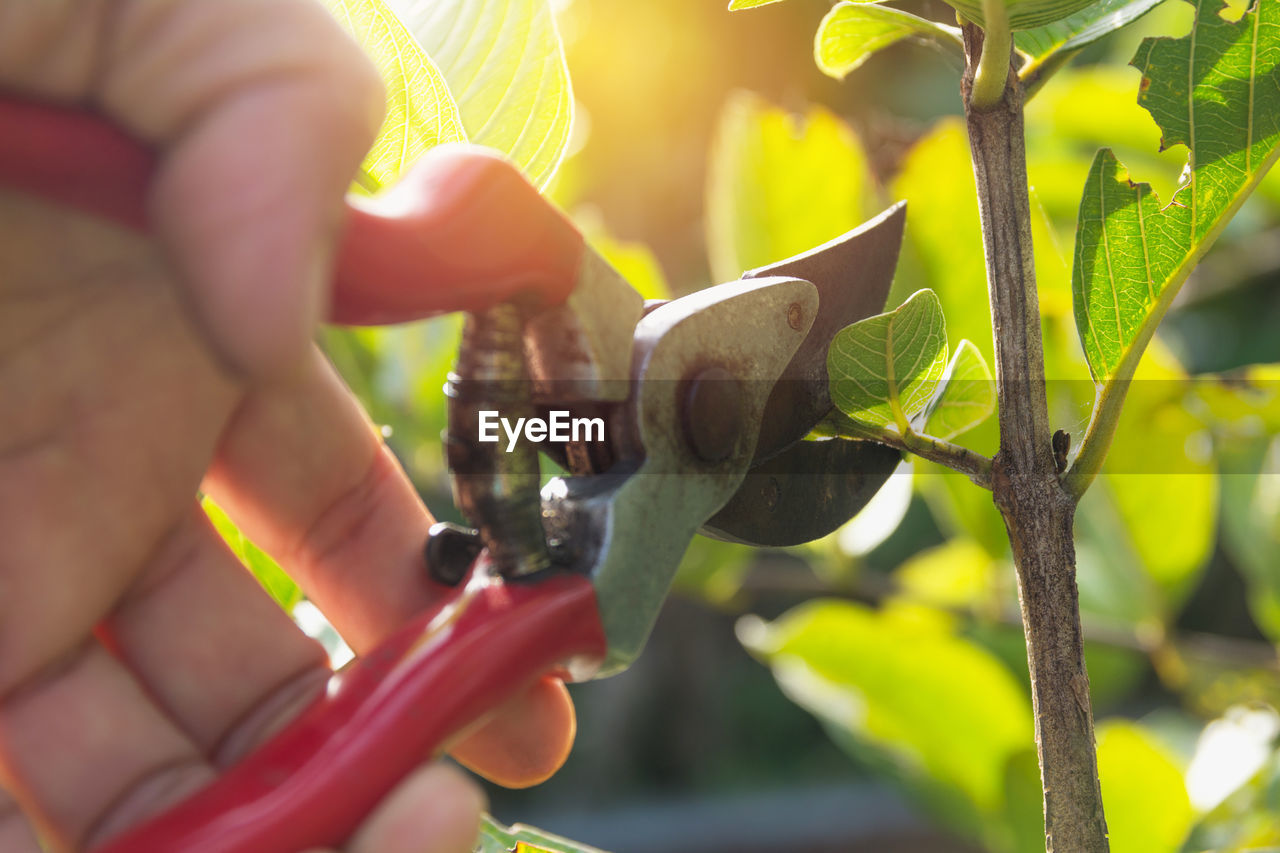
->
xmin=962 ymin=22 xmax=1110 ymax=852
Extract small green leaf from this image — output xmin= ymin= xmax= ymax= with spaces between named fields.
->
xmin=476 ymin=815 xmax=605 ymax=853
xmin=828 ymin=289 xmax=949 ymax=434
xmin=815 ymin=2 xmax=963 ymax=80
xmin=1097 ymin=721 xmax=1194 ymax=853
xmin=321 ymin=0 xmax=466 ymax=192
xmin=924 ymin=340 xmax=996 ymax=441
xmin=1016 ymin=0 xmax=1167 ymax=74
xmin=202 ymin=498 xmax=303 ymax=612
xmin=727 ymin=0 xmax=791 ymax=9
xmin=1072 ymin=0 xmax=1280 ymax=386
xmin=706 ymin=92 xmax=877 ymax=283
xmin=394 ymin=0 xmax=573 ymax=189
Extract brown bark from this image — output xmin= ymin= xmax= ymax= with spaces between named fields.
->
xmin=961 ymin=23 xmax=1110 ymax=852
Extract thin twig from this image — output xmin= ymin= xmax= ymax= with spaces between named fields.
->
xmin=897 ymin=428 xmax=993 ymax=489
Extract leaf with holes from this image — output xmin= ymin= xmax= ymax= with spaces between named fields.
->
xmin=924 ymin=340 xmax=996 ymax=441
xmin=828 ymin=289 xmax=949 ymax=434
xmin=322 ymin=0 xmax=465 ymax=192
xmin=391 ymin=0 xmax=573 ymax=190
xmin=816 ymin=2 xmax=963 ymax=80
xmin=1072 ymin=0 xmax=1280 ymax=386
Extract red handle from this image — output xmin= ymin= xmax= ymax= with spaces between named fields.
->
xmin=0 ymin=96 xmax=586 ymax=324
xmin=90 ymin=564 xmax=605 ymax=853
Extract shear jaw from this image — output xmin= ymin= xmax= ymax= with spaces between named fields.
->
xmin=541 ymin=275 xmax=816 ymax=678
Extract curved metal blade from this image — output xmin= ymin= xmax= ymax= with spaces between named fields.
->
xmin=702 ymin=438 xmax=901 ymax=547
xmin=747 ymin=202 xmax=906 ymax=463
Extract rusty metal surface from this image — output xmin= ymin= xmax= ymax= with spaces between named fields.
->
xmin=524 ymin=246 xmax=642 ymax=404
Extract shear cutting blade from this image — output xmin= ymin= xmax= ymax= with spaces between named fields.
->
xmin=747 ymin=202 xmax=905 ymax=463
xmin=703 ymin=202 xmax=906 ymax=546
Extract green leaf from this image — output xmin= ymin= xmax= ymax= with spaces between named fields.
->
xmin=706 ymin=92 xmax=877 ymax=284
xmin=1220 ymin=433 xmax=1280 ymax=642
xmin=727 ymin=0 xmax=791 ymax=9
xmin=828 ymin=289 xmax=949 ymax=434
xmin=1016 ymin=0 xmax=1168 ymax=74
xmin=322 ymin=0 xmax=466 ymax=192
xmin=1072 ymin=0 xmax=1280 ymax=386
xmin=202 ymin=498 xmax=303 ymax=612
xmin=393 ymin=0 xmax=573 ymax=190
xmin=739 ymin=601 xmax=1032 ymax=832
xmin=1096 ymin=721 xmax=1193 ymax=853
xmin=893 ymin=538 xmax=996 ymax=610
xmin=924 ymin=340 xmax=996 ymax=441
xmin=815 ymin=2 xmax=963 ymax=81
xmin=477 ymin=815 xmax=605 ymax=853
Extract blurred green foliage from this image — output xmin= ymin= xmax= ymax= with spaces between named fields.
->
xmin=244 ymin=0 xmax=1280 ymax=849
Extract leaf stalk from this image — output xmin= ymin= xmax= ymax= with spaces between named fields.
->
xmin=898 ymin=427 xmax=994 ymax=489
xmin=970 ymin=0 xmax=1013 ymax=109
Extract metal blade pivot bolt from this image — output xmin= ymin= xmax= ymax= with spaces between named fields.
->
xmin=683 ymin=366 xmax=744 ymax=463
xmin=787 ymin=302 xmax=805 ymax=331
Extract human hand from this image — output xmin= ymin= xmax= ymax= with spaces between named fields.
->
xmin=0 ymin=1 xmax=574 ymax=850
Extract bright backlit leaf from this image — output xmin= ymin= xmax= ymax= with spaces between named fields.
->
xmin=706 ymin=92 xmax=877 ymax=283
xmin=202 ymin=498 xmax=303 ymax=612
xmin=739 ymin=601 xmax=1032 ymax=834
xmin=1016 ymin=0 xmax=1167 ymax=77
xmin=727 ymin=0 xmax=792 ymax=8
xmin=1072 ymin=0 xmax=1280 ymax=385
xmin=391 ymin=0 xmax=573 ymax=189
xmin=893 ymin=539 xmax=996 ymax=610
xmin=574 ymin=213 xmax=671 ymax=299
xmin=815 ymin=2 xmax=963 ymax=80
xmin=828 ymin=289 xmax=949 ymax=433
xmin=1096 ymin=721 xmax=1193 ymax=853
xmin=924 ymin=340 xmax=996 ymax=441
xmin=322 ymin=0 xmax=466 ymax=192
xmin=477 ymin=815 xmax=604 ymax=853
xmin=1071 ymin=345 xmax=1217 ymax=621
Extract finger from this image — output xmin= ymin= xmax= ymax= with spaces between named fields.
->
xmin=99 ymin=503 xmax=330 ymax=763
xmin=342 ymin=765 xmax=484 ymax=853
xmin=0 ymin=642 xmax=213 ymax=851
xmin=203 ymin=350 xmax=578 ymax=785
xmin=0 ymin=787 xmax=41 ymax=853
xmin=107 ymin=0 xmax=385 ymax=378
xmin=0 ymin=0 xmax=386 ymax=378
xmin=449 ymin=677 xmax=576 ymax=789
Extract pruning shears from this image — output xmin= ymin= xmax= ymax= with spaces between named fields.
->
xmin=0 ymin=95 xmax=905 ymax=853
